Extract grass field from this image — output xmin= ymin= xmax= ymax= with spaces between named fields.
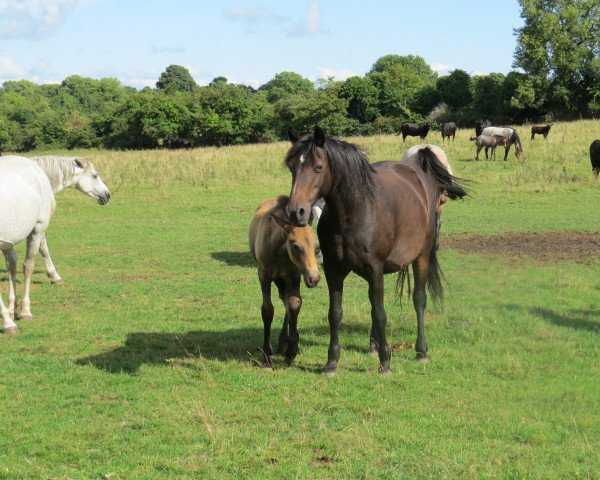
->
xmin=1 ymin=120 xmax=599 ymax=479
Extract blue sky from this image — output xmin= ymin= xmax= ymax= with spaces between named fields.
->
xmin=0 ymin=0 xmax=524 ymax=89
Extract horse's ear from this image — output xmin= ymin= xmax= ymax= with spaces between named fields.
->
xmin=288 ymin=127 xmax=301 ymax=144
xmin=74 ymin=158 xmax=85 ymax=169
xmin=314 ymin=126 xmax=326 ymax=147
xmin=271 ymin=214 xmax=293 ymax=232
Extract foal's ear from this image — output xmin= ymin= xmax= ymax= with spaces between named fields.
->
xmin=314 ymin=125 xmax=326 ymax=147
xmin=271 ymin=214 xmax=293 ymax=231
xmin=288 ymin=127 xmax=301 ymax=144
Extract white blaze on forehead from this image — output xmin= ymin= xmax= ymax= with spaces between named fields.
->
xmin=300 ymin=154 xmax=306 ymax=164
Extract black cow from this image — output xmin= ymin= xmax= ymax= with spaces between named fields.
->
xmin=166 ymin=137 xmax=195 ymax=149
xmin=398 ymin=122 xmax=430 ymax=142
xmin=441 ymin=122 xmax=457 ymax=142
xmin=590 ymin=140 xmax=600 ymax=177
xmin=475 ymin=119 xmax=491 ymax=137
xmin=531 ymin=124 xmax=553 ymax=140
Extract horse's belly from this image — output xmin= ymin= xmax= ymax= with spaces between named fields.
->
xmin=0 ymin=183 xmax=43 ymax=245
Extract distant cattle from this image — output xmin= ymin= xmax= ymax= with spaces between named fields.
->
xmin=531 ymin=124 xmax=553 ymax=140
xmin=591 ymin=140 xmax=600 ymax=177
xmin=475 ymin=119 xmax=492 ymax=137
xmin=165 ymin=137 xmax=195 ymax=149
xmin=398 ymin=122 xmax=430 ymax=142
xmin=441 ymin=122 xmax=457 ymax=142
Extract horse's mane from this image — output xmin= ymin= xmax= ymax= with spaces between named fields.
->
xmin=285 ymin=134 xmax=376 ymax=205
xmin=510 ymin=130 xmax=522 ymax=150
xmin=30 ymin=156 xmax=89 ymax=191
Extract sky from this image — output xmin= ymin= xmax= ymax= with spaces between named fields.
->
xmin=0 ymin=0 xmax=524 ymax=89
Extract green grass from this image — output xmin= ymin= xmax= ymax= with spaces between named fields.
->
xmin=1 ymin=120 xmax=599 ymax=479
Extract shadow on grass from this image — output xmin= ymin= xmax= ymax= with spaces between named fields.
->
xmin=75 ymin=321 xmax=391 ymax=374
xmin=530 ymin=307 xmax=600 ymax=333
xmin=210 ymin=251 xmax=255 ymax=268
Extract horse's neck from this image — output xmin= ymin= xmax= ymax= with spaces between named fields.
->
xmin=34 ymin=159 xmax=75 ymax=193
xmin=324 ymin=191 xmax=370 ymax=229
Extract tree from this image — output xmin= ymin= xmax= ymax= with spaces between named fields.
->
xmin=513 ymin=0 xmax=600 ymax=115
xmin=369 ymin=54 xmax=437 ymax=83
xmin=339 ymin=76 xmax=379 ymax=124
xmin=436 ymin=69 xmax=473 ymax=111
xmin=156 ymin=65 xmax=197 ymax=93
xmin=259 ymin=72 xmax=314 ymax=103
xmin=472 ymin=73 xmax=505 ymax=121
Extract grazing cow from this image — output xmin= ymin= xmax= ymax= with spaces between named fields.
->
xmin=475 ymin=119 xmax=492 ymax=137
xmin=398 ymin=122 xmax=430 ymax=142
xmin=591 ymin=140 xmax=600 ymax=177
xmin=531 ymin=124 xmax=553 ymax=140
xmin=249 ymin=195 xmax=320 ymax=367
xmin=470 ymin=135 xmax=500 ymax=161
xmin=165 ymin=137 xmax=194 ymax=149
xmin=481 ymin=126 xmax=523 ymax=161
xmin=441 ymin=122 xmax=457 ymax=142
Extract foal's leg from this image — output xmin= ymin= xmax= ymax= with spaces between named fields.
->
xmin=283 ymin=283 xmax=302 ymax=364
xmin=20 ymin=233 xmax=43 ymax=321
xmin=367 ymin=266 xmax=391 ymax=373
xmin=39 ymin=235 xmax=63 ymax=284
xmin=274 ymin=279 xmax=289 ymax=355
xmin=4 ymin=248 xmax=17 ymax=319
xmin=1 ymin=250 xmax=18 ymax=335
xmin=259 ymin=273 xmax=274 ymax=367
xmin=412 ymin=256 xmax=429 ymax=361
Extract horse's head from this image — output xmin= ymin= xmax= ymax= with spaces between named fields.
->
xmin=285 ymin=126 xmax=331 ymax=226
xmin=73 ymin=158 xmax=111 ymax=205
xmin=271 ymin=214 xmax=320 ymax=288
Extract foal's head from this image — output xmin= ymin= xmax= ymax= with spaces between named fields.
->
xmin=271 ymin=214 xmax=320 ymax=288
xmin=73 ymin=158 xmax=111 ymax=205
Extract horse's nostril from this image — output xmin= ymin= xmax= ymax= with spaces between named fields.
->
xmin=298 ymin=208 xmax=305 ymax=217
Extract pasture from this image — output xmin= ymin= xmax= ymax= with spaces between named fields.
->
xmin=1 ymin=120 xmax=599 ymax=478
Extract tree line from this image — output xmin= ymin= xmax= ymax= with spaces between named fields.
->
xmin=0 ymin=0 xmax=597 ymax=152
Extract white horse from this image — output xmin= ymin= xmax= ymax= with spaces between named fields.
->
xmin=30 ymin=156 xmax=111 ymax=283
xmin=480 ymin=126 xmax=523 ymax=161
xmin=0 ymin=156 xmax=55 ymax=335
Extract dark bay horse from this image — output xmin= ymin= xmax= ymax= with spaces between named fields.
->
xmin=285 ymin=127 xmax=467 ymax=374
xmin=249 ymin=196 xmax=320 ymax=367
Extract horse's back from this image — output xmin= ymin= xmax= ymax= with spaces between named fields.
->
xmin=249 ymin=196 xmax=288 ymax=263
xmin=0 ymin=156 xmax=54 ymax=247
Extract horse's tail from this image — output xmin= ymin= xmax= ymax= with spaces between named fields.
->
xmin=469 ymin=136 xmax=477 ymax=141
xmin=418 ymin=147 xmax=468 ymax=201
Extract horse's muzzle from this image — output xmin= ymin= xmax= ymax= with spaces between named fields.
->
xmin=304 ymin=271 xmax=321 ymax=288
xmin=98 ymin=192 xmax=111 ymax=205
xmin=288 ymin=205 xmax=310 ymax=226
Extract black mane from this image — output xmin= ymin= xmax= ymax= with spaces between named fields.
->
xmin=285 ymin=133 xmax=376 ymax=205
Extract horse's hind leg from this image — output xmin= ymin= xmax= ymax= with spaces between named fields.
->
xmin=19 ymin=233 xmax=43 ymax=321
xmin=258 ymin=274 xmax=275 ymax=367
xmin=412 ymin=256 xmax=429 ymax=361
xmin=367 ymin=266 xmax=391 ymax=374
xmin=39 ymin=235 xmax=63 ymax=284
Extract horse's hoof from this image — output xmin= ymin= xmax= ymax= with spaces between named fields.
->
xmin=18 ymin=313 xmax=32 ymax=322
xmin=50 ymin=278 xmax=64 ymax=284
xmin=323 ymin=364 xmax=337 ymax=376
xmin=416 ymin=354 xmax=429 ymax=363
xmin=3 ymin=326 xmax=19 ymax=336
xmin=379 ymin=366 xmax=393 ymax=375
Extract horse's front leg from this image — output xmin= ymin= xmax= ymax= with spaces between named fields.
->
xmin=1 ymin=249 xmax=18 ymax=335
xmin=323 ymin=265 xmax=348 ymax=375
xmin=39 ymin=235 xmax=63 ymax=284
xmin=368 ymin=266 xmax=391 ymax=374
xmin=504 ymin=144 xmax=511 ymax=161
xmin=412 ymin=255 xmax=430 ymax=361
xmin=258 ymin=274 xmax=274 ymax=367
xmin=283 ymin=287 xmax=302 ymax=365
xmin=4 ymin=247 xmax=17 ymax=319
xmin=19 ymin=232 xmax=43 ymax=321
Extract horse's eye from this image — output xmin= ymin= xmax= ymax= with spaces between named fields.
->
xmin=291 ymin=243 xmax=300 ymax=251
xmin=92 ymin=174 xmax=99 ymax=179
xmin=315 ymin=165 xmax=323 ymax=173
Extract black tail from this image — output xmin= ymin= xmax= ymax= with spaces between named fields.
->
xmin=426 ymin=245 xmax=445 ymax=306
xmin=418 ymin=147 xmax=468 ymax=200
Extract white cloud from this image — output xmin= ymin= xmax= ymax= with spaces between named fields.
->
xmin=0 ymin=0 xmax=78 ymax=39
xmin=0 ymin=56 xmax=27 ymax=79
xmin=289 ymin=0 xmax=327 ymax=36
xmin=431 ymin=63 xmax=454 ymax=75
xmin=316 ymin=67 xmax=356 ymax=81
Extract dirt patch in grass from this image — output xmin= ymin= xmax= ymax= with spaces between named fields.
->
xmin=442 ymin=231 xmax=600 ymax=263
